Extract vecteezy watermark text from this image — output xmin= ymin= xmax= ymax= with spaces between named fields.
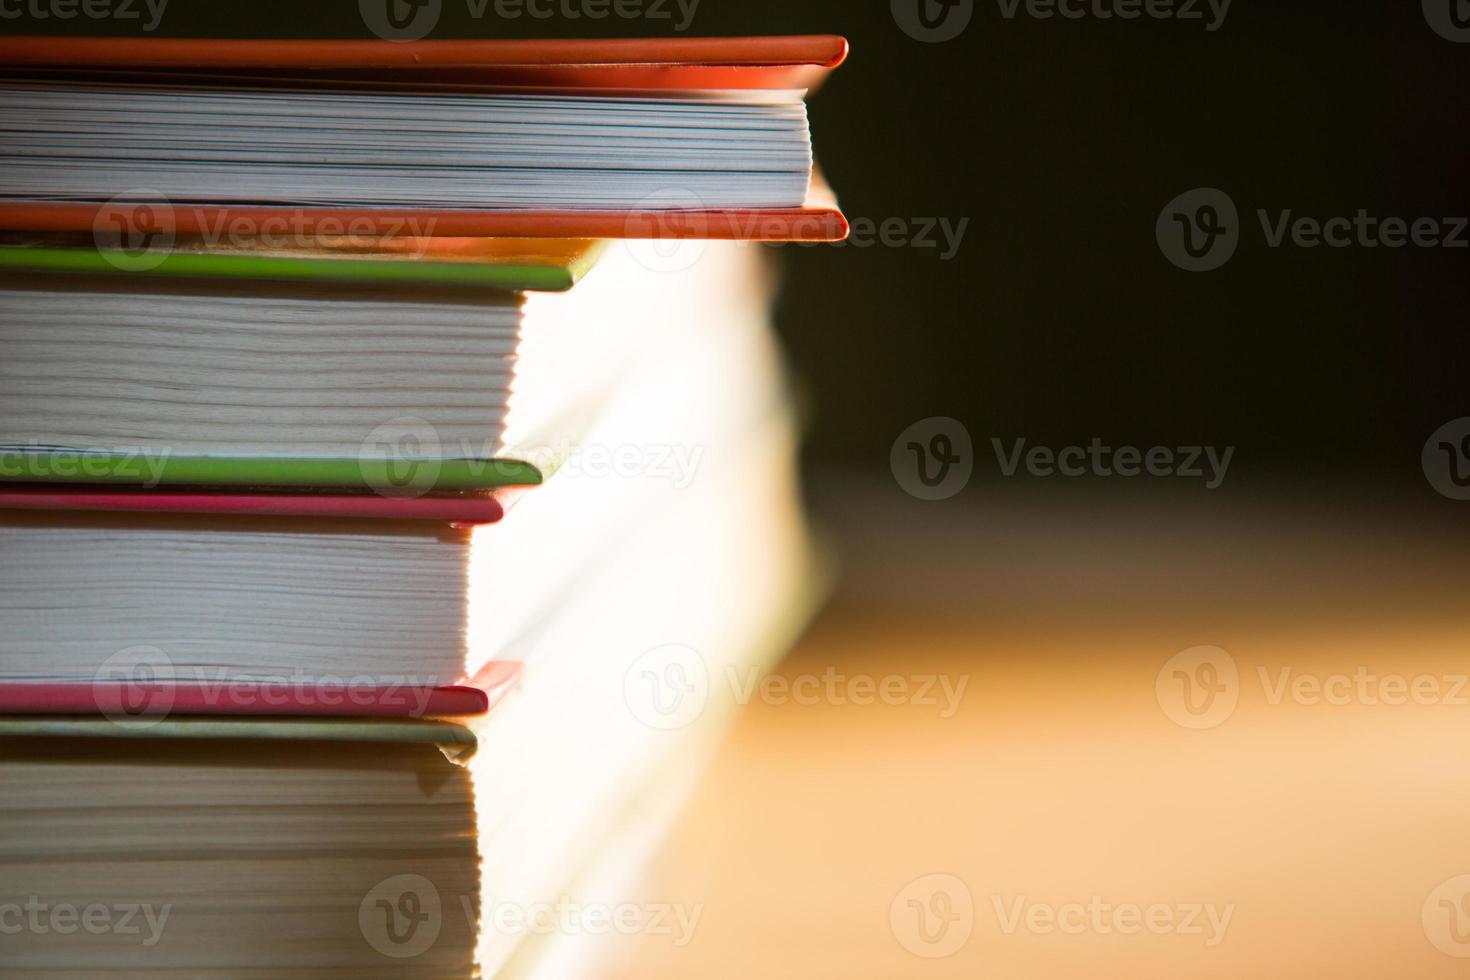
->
xmin=992 ymin=895 xmax=1235 ymax=946
xmin=0 ymin=446 xmax=170 ymax=487
xmin=482 ymin=895 xmax=702 ymax=946
xmin=360 ymin=0 xmax=699 ymax=41
xmin=894 ymin=0 xmax=1228 ymax=42
xmin=465 ymin=0 xmax=698 ymax=29
xmin=0 ymin=0 xmax=167 ymax=30
xmin=995 ymin=0 xmax=1230 ymax=30
xmin=888 ymin=873 xmax=1234 ymax=959
xmin=726 ymin=664 xmax=969 ymax=719
xmin=992 ymin=437 xmax=1234 ymax=489
xmin=793 ymin=216 xmax=971 ymax=261
xmin=0 ymin=898 xmax=171 ymax=947
xmin=91 ymin=646 xmax=466 ymax=727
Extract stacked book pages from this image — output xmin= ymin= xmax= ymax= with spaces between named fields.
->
xmin=0 ymin=34 xmax=847 ymax=978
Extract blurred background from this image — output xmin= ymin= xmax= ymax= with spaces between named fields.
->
xmin=17 ymin=2 xmax=1470 ymax=976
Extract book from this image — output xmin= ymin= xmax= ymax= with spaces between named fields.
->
xmin=0 ymin=35 xmax=848 ymax=241
xmin=0 ymin=730 xmax=486 ymax=975
xmin=0 ymin=241 xmax=793 ymax=715
xmin=0 ymin=233 xmax=682 ymax=490
xmin=0 ymin=33 xmax=848 ymax=976
xmin=0 ymin=234 xmax=607 ymax=292
xmin=0 ymin=325 xmax=817 ymax=973
xmin=0 ymin=485 xmax=523 ymax=525
xmin=0 ymin=660 xmax=522 ymax=719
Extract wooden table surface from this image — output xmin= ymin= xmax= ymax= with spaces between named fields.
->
xmin=607 ymin=483 xmax=1470 ymax=979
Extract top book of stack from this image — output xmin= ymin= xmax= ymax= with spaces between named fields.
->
xmin=0 ymin=34 xmax=849 ymax=241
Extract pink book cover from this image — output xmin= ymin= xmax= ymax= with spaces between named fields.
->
xmin=0 ymin=493 xmax=525 ymax=718
xmin=0 ymin=662 xmax=523 ymax=720
xmin=0 ymin=486 xmax=529 ymax=528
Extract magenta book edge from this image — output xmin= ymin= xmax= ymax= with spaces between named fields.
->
xmin=0 ymin=488 xmax=512 ymax=525
xmin=0 ymin=663 xmax=523 ymax=719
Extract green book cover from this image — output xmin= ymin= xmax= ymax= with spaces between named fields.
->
xmin=0 ymin=236 xmax=599 ymax=490
xmin=0 ymin=238 xmax=606 ymax=293
xmin=0 ymin=450 xmax=543 ymax=491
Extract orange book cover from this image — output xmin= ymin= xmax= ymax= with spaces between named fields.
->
xmin=0 ymin=34 xmax=850 ymax=241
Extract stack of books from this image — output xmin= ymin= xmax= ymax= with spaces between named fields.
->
xmin=0 ymin=34 xmax=847 ymax=977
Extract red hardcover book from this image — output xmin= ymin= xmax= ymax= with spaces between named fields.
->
xmin=0 ymin=35 xmax=849 ymax=241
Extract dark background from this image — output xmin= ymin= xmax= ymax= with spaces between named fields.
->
xmin=11 ymin=0 xmax=1470 ymax=503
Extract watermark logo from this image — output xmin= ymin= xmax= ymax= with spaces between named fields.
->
xmin=892 ymin=0 xmax=974 ymax=41
xmin=360 ymin=0 xmax=442 ymax=40
xmin=1157 ymin=187 xmax=1239 ymax=272
xmin=359 ymin=417 xmax=445 ymax=499
xmin=1423 ymin=417 xmax=1470 ymax=501
xmin=891 ymin=873 xmax=975 ymax=958
xmin=1156 ymin=646 xmax=1239 ymax=730
xmin=1423 ymin=875 xmax=1470 ymax=957
xmin=92 ymin=190 xmax=176 ymax=273
xmin=93 ymin=645 xmax=176 ymax=730
xmin=891 ymin=417 xmax=974 ymax=501
xmin=623 ymin=644 xmax=709 ymax=730
xmin=1423 ymin=0 xmax=1470 ymax=42
xmin=623 ymin=188 xmax=709 ymax=275
xmin=360 ymin=875 xmax=443 ymax=959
